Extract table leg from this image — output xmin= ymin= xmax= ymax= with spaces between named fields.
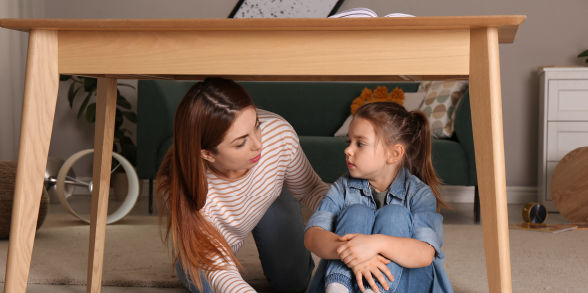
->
xmin=469 ymin=27 xmax=513 ymax=293
xmin=3 ymin=30 xmax=59 ymax=293
xmin=87 ymin=78 xmax=117 ymax=293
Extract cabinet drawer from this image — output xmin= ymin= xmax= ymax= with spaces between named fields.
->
xmin=547 ymin=122 xmax=588 ymax=161
xmin=548 ymin=80 xmax=588 ymax=121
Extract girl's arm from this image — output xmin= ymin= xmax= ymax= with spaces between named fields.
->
xmin=303 ymin=177 xmax=347 ymax=258
xmin=372 ymin=234 xmax=435 ymax=268
xmin=304 ymin=226 xmax=344 ymax=259
xmin=338 ymin=233 xmax=434 ymax=269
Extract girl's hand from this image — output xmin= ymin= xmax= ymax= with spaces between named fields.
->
xmin=337 ymin=233 xmax=379 ymax=267
xmin=352 ymin=255 xmax=394 ymax=293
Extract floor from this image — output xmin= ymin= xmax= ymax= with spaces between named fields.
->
xmin=1 ymin=193 xmax=567 ymax=293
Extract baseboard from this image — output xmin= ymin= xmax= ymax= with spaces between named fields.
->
xmin=57 ymin=180 xmax=537 ymax=205
xmin=441 ymin=185 xmax=537 ymax=204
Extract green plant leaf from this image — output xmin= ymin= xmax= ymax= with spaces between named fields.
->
xmin=114 ymin=130 xmax=135 ymax=144
xmin=120 ymin=134 xmax=134 ymax=145
xmin=114 ymin=132 xmax=124 ymax=146
xmin=121 ymin=145 xmax=137 ymax=166
xmin=114 ymin=130 xmax=124 ymax=142
xmin=117 ymin=83 xmax=136 ymax=89
xmin=116 ymin=95 xmax=132 ymax=109
xmin=72 ymin=76 xmax=84 ymax=84
xmin=113 ymin=130 xmax=137 ymax=166
xmin=115 ymin=109 xmax=124 ymax=128
xmin=124 ymin=111 xmax=137 ymax=123
xmin=77 ymin=92 xmax=94 ymax=120
xmin=112 ymin=143 xmax=120 ymax=153
xmin=83 ymin=77 xmax=97 ymax=92
xmin=67 ymin=83 xmax=80 ymax=109
xmin=578 ymin=49 xmax=588 ymax=58
xmin=85 ymin=103 xmax=96 ymax=123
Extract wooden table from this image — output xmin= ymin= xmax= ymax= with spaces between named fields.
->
xmin=0 ymin=17 xmax=525 ymax=293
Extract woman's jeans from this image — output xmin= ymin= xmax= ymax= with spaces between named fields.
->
xmin=176 ymin=189 xmax=314 ymax=293
xmin=307 ymin=204 xmax=434 ymax=293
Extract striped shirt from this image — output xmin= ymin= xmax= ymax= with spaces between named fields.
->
xmin=203 ymin=109 xmax=329 ymax=292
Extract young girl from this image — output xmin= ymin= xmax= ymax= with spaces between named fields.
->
xmin=304 ymin=102 xmax=453 ymax=293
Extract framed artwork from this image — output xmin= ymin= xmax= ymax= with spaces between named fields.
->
xmin=229 ymin=0 xmax=345 ymax=18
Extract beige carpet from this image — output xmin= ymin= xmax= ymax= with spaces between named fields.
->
xmin=1 ymin=213 xmax=588 ymax=292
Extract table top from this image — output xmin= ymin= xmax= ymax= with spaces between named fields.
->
xmin=0 ymin=16 xmax=525 ymax=43
xmin=0 ymin=16 xmax=526 ymax=81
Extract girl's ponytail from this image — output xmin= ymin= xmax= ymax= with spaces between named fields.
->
xmin=408 ymin=111 xmax=447 ymax=210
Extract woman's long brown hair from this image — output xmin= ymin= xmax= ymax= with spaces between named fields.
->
xmin=354 ymin=102 xmax=449 ymax=210
xmin=156 ymin=78 xmax=254 ymax=290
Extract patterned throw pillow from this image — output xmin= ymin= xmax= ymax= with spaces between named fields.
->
xmin=418 ymin=80 xmax=468 ymax=138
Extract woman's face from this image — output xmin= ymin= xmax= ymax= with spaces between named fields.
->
xmin=202 ymin=106 xmax=262 ymax=179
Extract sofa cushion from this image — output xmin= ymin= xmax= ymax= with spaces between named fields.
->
xmin=299 ymin=136 xmax=348 ymax=183
xmin=157 ymin=136 xmax=174 ymax=176
xmin=418 ymin=81 xmax=468 ymax=138
xmin=432 ymin=139 xmax=469 ymax=185
xmin=453 ymin=90 xmax=477 ymax=186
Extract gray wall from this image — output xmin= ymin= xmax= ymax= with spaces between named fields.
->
xmin=0 ymin=0 xmax=26 ymax=162
xmin=3 ymin=0 xmax=588 ymax=186
xmin=23 ymin=1 xmax=238 ymax=172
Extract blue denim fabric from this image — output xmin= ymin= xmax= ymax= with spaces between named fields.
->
xmin=251 ymin=189 xmax=315 ymax=292
xmin=305 ymin=168 xmax=453 ymax=293
xmin=177 ymin=189 xmax=314 ymax=292
xmin=325 ymin=204 xmax=412 ymax=292
xmin=175 ymin=263 xmax=213 ymax=293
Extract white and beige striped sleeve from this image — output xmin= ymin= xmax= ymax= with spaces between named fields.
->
xmin=281 ymin=128 xmax=330 ymax=211
xmin=205 ymin=262 xmax=255 ymax=293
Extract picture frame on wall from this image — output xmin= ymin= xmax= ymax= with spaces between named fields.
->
xmin=229 ymin=0 xmax=345 ymax=18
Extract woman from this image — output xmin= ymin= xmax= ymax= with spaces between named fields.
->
xmin=156 ymin=77 xmax=329 ymax=293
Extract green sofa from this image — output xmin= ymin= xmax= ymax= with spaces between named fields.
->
xmin=136 ymin=80 xmax=479 ymax=220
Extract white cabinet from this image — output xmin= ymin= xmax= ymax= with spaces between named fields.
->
xmin=538 ymin=67 xmax=588 ymax=210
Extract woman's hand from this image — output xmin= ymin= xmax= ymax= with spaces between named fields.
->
xmin=351 ymin=255 xmax=394 ymax=293
xmin=337 ymin=233 xmax=379 ymax=267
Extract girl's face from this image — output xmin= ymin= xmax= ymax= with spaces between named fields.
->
xmin=201 ymin=106 xmax=262 ymax=179
xmin=345 ymin=117 xmax=389 ymax=180
xmin=345 ymin=117 xmax=403 ymax=189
